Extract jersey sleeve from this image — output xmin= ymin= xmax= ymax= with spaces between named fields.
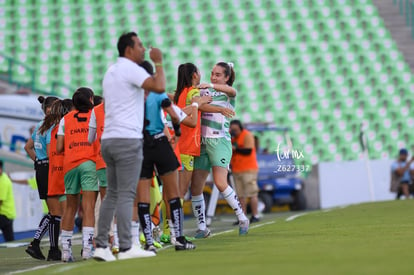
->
xmin=128 ymin=63 xmax=151 ymax=88
xmin=158 ymin=92 xmax=169 ymax=104
xmin=89 ymin=109 xmax=97 ymax=129
xmin=185 ymin=88 xmax=200 ymax=106
xmin=57 ymin=118 xmax=65 ymax=136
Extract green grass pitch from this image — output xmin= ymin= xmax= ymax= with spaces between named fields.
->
xmin=1 ymin=200 xmax=413 ymax=275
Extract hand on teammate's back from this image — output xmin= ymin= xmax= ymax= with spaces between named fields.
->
xmin=221 ymin=107 xmax=235 ymax=118
xmin=197 ymin=83 xmax=211 ymax=89
xmin=149 ymin=47 xmax=163 ymax=63
xmin=192 ymin=95 xmax=212 ymax=106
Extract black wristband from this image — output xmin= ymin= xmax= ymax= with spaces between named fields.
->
xmin=173 ymin=123 xmax=181 ymax=137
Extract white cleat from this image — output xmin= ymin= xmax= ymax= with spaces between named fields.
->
xmin=93 ymin=247 xmax=117 ymax=262
xmin=117 ymin=245 xmax=156 ymax=260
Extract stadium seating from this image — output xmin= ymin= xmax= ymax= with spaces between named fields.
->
xmin=0 ymin=0 xmax=413 ymax=164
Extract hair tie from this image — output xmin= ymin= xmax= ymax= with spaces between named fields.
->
xmin=228 ymin=62 xmax=234 ymax=68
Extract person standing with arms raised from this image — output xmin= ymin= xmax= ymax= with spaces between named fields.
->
xmin=93 ymin=32 xmax=166 ymax=261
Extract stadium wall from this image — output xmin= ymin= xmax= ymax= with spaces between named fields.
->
xmin=319 ymin=159 xmax=395 ymax=209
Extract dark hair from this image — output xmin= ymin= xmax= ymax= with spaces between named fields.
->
xmin=174 ymin=63 xmax=198 ymax=104
xmin=230 ymin=119 xmax=243 ymax=131
xmin=38 ymin=96 xmax=59 ymax=114
xmin=216 ymin=62 xmax=236 ymax=86
xmin=117 ymin=32 xmax=137 ymax=57
xmin=72 ymin=87 xmax=94 ymax=112
xmin=62 ymin=99 xmax=74 ymax=114
xmin=39 ymin=99 xmax=74 ymax=134
xmin=0 ymin=160 xmax=3 ymax=169
xmin=140 ymin=60 xmax=154 ymax=75
xmin=93 ymin=95 xmax=103 ymax=106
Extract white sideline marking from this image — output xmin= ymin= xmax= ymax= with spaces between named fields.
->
xmin=211 ymin=221 xmax=276 ymax=237
xmin=0 ymin=242 xmax=30 ymax=248
xmin=287 ymin=205 xmax=351 ymax=221
xmin=250 ymin=221 xmax=276 ymax=229
xmin=6 ymin=263 xmax=60 ymax=275
xmin=51 ymin=264 xmax=82 ymax=274
xmin=323 ymin=204 xmax=350 ymax=213
xmin=285 ymin=212 xmax=308 ymax=222
xmin=211 ymin=229 xmax=235 ymax=237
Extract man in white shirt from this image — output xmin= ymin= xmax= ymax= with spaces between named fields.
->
xmin=93 ymin=32 xmax=166 ymax=261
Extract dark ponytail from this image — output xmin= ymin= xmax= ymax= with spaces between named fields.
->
xmin=38 ymin=99 xmax=73 ymax=134
xmin=38 ymin=95 xmax=59 ymax=114
xmin=174 ymin=63 xmax=198 ymax=104
xmin=216 ymin=62 xmax=236 ymax=86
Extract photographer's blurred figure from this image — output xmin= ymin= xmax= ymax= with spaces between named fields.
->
xmin=391 ymin=148 xmax=414 ymax=200
xmin=230 ymin=120 xmax=260 ymax=223
xmin=0 ymin=160 xmax=16 ymax=242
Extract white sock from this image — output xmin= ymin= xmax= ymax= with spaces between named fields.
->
xmin=191 ymin=194 xmax=207 ymax=231
xmin=131 ymin=221 xmax=140 ymax=246
xmin=168 ymin=219 xmax=176 ymax=243
xmin=113 ymin=223 xmax=119 ymax=247
xmin=82 ymin=226 xmax=94 ymax=250
xmin=61 ymin=230 xmax=73 ymax=251
xmin=222 ymin=186 xmax=248 ymax=222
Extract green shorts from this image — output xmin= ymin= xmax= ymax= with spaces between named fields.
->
xmin=194 ymin=138 xmax=232 ymax=171
xmin=97 ymin=168 xmax=107 ymax=188
xmin=64 ymin=160 xmax=98 ymax=195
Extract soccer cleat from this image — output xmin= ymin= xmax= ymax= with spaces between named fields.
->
xmin=25 ymin=242 xmax=45 ymax=260
xmin=82 ymin=246 xmax=93 ymax=260
xmin=152 ymin=226 xmax=162 ymax=243
xmin=139 ymin=233 xmax=146 ymax=245
xmin=250 ymin=216 xmax=260 ymax=223
xmin=140 ymin=232 xmax=163 ymax=248
xmin=144 ymin=244 xmax=157 ymax=254
xmin=175 ymin=236 xmax=196 ymax=251
xmin=62 ymin=249 xmax=75 ymax=262
xmin=239 ymin=219 xmax=250 ymax=236
xmin=111 ymin=245 xmax=119 ymax=255
xmin=117 ymin=245 xmax=156 ymax=260
xmin=93 ymin=247 xmax=117 ymax=262
xmin=153 ymin=241 xmax=163 ymax=249
xmin=194 ymin=228 xmax=211 ymax=239
xmin=160 ymin=233 xmax=171 ymax=244
xmin=47 ymin=248 xmax=62 ymax=261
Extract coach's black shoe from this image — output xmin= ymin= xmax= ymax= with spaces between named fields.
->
xmin=47 ymin=248 xmax=62 ymax=261
xmin=175 ymin=236 xmax=196 ymax=251
xmin=25 ymin=242 xmax=46 ymax=260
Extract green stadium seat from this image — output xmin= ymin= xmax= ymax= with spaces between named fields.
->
xmin=0 ymin=0 xmax=412 ymax=164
